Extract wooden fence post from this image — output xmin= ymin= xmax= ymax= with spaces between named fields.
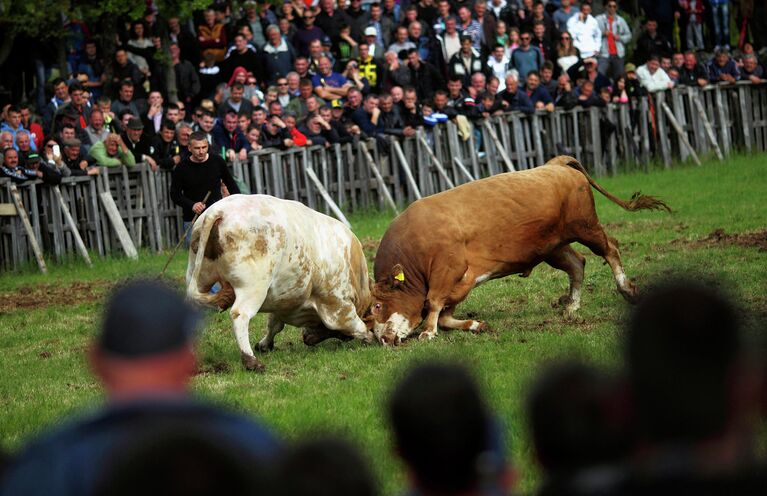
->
xmin=9 ymin=183 xmax=47 ymax=273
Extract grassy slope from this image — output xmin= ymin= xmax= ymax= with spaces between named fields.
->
xmin=0 ymin=154 xmax=765 ymax=494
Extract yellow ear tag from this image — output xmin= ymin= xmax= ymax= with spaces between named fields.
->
xmin=394 ymin=272 xmax=405 ymax=282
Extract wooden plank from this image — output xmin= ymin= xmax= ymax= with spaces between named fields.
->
xmin=417 ymin=132 xmax=455 ymax=189
xmin=738 ymin=84 xmax=753 ymax=152
xmin=692 ymin=93 xmax=724 ymax=160
xmin=53 ymin=186 xmax=92 ymax=266
xmin=391 ymin=139 xmax=422 ymax=200
xmin=9 ymin=183 xmax=47 ymax=273
xmin=304 ymin=165 xmax=351 ymax=228
xmin=359 ymin=141 xmax=399 ymax=213
xmin=531 ymin=114 xmax=545 ymax=164
xmin=672 ymin=89 xmax=690 ymax=162
xmin=99 ymin=191 xmax=138 ymax=260
xmin=452 ymin=157 xmax=476 ymax=182
xmin=661 ymin=102 xmax=702 ymax=166
xmin=483 ymin=120 xmax=515 ymax=172
xmin=655 ymin=92 xmax=672 ymax=168
xmin=0 ymin=203 xmax=15 ymax=216
xmin=714 ymin=86 xmax=731 ymax=155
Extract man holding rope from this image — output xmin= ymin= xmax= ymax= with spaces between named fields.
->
xmin=170 ymin=130 xmax=240 ymax=246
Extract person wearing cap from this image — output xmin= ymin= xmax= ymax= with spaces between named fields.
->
xmin=0 ymin=280 xmax=280 ymax=496
xmin=59 ymin=138 xmax=99 ymax=176
xmin=119 ymin=117 xmax=158 ymax=171
xmin=362 ymin=26 xmax=386 ymax=63
xmin=388 ymin=362 xmax=515 ymax=496
xmin=89 ymin=133 xmax=137 ymax=168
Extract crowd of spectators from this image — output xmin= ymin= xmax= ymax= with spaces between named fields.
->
xmin=1 ymin=276 xmax=766 ymax=495
xmin=2 ymin=0 xmax=767 ymax=185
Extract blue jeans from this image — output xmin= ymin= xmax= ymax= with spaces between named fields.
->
xmin=712 ymin=3 xmax=730 ymax=48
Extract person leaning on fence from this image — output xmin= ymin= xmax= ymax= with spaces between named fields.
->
xmin=150 ymin=119 xmax=183 ymax=171
xmin=707 ymin=49 xmax=740 ymax=84
xmin=0 ymin=148 xmax=39 ymax=183
xmin=635 ymin=55 xmax=674 ymax=93
xmin=0 ymin=280 xmax=281 ymax=496
xmin=170 ymin=130 xmax=240 ymax=241
xmin=212 ymin=110 xmax=251 ymax=161
xmin=388 ymin=362 xmax=515 ymax=496
xmin=61 ymin=138 xmax=100 ymax=177
xmin=740 ymin=54 xmax=766 ymax=84
xmin=89 ymin=133 xmax=137 ymax=168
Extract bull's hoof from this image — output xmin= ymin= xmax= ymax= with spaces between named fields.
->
xmin=551 ymin=294 xmax=571 ymax=308
xmin=619 ymin=281 xmax=640 ymax=304
xmin=562 ymin=310 xmax=585 ymax=324
xmin=256 ymin=340 xmax=274 ymax=353
xmin=241 ymin=353 xmax=266 ymax=372
xmin=418 ymin=330 xmax=437 ymax=341
xmin=470 ymin=321 xmax=489 ymax=334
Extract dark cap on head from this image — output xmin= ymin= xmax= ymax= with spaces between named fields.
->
xmin=460 ymin=33 xmax=472 ymax=42
xmin=127 ymin=117 xmax=144 ymax=130
xmin=62 ymin=138 xmax=82 ymax=148
xmin=98 ymin=280 xmax=201 ymax=358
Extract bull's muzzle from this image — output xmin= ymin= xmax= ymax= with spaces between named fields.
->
xmin=380 ymin=332 xmax=401 ymax=346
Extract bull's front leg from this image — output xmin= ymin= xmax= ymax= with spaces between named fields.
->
xmin=419 ymin=300 xmax=444 ymax=340
xmin=316 ymin=300 xmax=375 ymax=344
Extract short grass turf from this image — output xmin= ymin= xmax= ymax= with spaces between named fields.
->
xmin=1 ymin=154 xmax=766 ymax=494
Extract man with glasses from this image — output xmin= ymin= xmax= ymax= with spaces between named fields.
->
xmin=596 ymin=1 xmax=631 ymax=81
xmin=511 ymin=31 xmax=544 ymax=82
xmin=292 ymin=11 xmax=325 ymax=58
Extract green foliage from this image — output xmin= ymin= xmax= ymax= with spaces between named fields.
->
xmin=1 ymin=154 xmax=766 ymax=495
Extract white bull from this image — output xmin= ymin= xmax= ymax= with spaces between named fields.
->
xmin=186 ymin=194 xmax=374 ymax=370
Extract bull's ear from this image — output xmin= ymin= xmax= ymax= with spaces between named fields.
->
xmin=390 ymin=264 xmax=405 ymax=288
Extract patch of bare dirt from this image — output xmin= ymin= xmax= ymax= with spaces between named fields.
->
xmin=0 ymin=280 xmax=114 ymax=314
xmin=672 ymin=228 xmax=767 ymax=251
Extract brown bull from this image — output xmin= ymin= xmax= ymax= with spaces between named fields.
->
xmin=368 ymin=156 xmax=670 ymax=345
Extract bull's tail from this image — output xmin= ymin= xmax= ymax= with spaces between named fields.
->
xmin=187 ymin=212 xmax=235 ymax=310
xmin=564 ymin=158 xmax=671 ymax=213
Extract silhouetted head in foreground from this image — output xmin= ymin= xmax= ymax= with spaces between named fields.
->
xmin=626 ymin=279 xmax=742 ymax=445
xmin=528 ymin=360 xmax=630 ymax=477
xmin=274 ymin=436 xmax=377 ymax=496
xmin=388 ymin=362 xmax=512 ymax=495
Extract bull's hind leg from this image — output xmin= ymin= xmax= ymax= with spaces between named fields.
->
xmin=257 ymin=314 xmax=284 ymax=352
xmin=545 ymin=245 xmax=586 ymax=319
xmin=229 ymin=285 xmax=269 ymax=371
xmin=577 ymin=227 xmax=638 ymax=303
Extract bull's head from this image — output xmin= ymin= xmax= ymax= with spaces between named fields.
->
xmin=368 ymin=264 xmax=424 ymax=346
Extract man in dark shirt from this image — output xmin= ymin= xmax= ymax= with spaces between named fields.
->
xmin=121 ymin=118 xmax=158 ymax=171
xmin=151 ymin=119 xmax=183 ymax=171
xmin=633 ymin=18 xmax=672 ymax=65
xmin=677 ymin=51 xmax=708 ymax=87
xmin=170 ymin=131 xmax=241 ymax=236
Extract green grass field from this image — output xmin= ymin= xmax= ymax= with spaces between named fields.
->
xmin=1 ymin=154 xmax=765 ymax=494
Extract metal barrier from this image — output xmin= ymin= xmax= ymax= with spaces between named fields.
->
xmin=1 ymin=82 xmax=765 ymax=271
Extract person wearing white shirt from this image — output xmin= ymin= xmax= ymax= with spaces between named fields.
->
xmin=487 ymin=44 xmax=511 ymax=91
xmin=636 ymin=56 xmax=674 ymax=93
xmin=566 ymin=2 xmax=601 ymax=59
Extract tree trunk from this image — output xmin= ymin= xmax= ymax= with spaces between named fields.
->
xmin=0 ymin=30 xmax=14 ymax=67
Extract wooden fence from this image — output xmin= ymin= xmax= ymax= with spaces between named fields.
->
xmin=1 ymin=81 xmax=765 ymax=272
